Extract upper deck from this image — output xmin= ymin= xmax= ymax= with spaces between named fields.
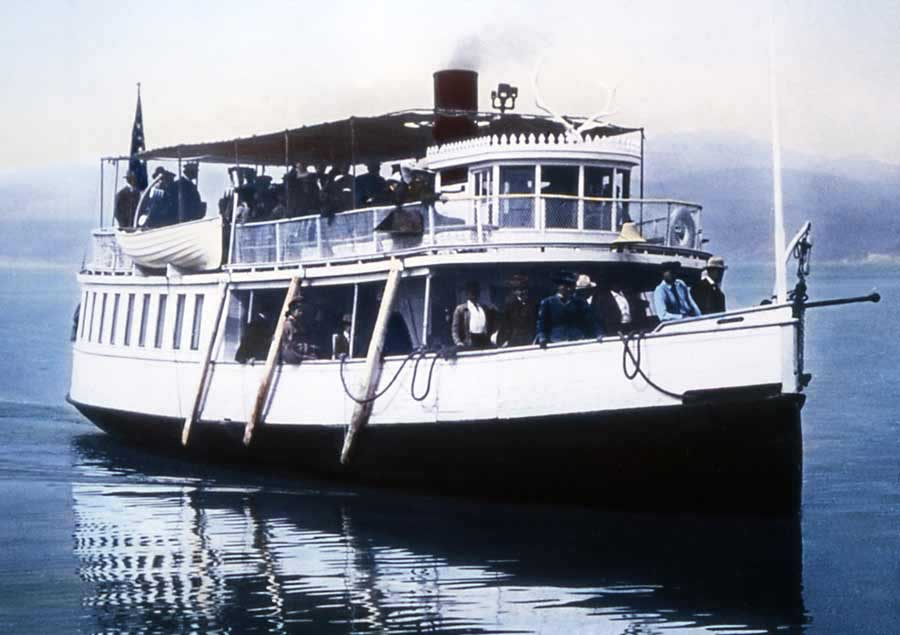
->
xmin=86 ymin=131 xmax=705 ymax=276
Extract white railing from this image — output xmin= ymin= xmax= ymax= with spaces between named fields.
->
xmin=228 ymin=196 xmax=702 ymax=267
xmin=424 ymin=132 xmax=642 ymax=163
xmin=87 ymin=229 xmax=133 ymax=273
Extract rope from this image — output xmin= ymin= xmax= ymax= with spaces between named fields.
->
xmin=410 ymin=349 xmax=441 ymax=401
xmin=619 ymin=331 xmax=683 ymax=400
xmin=338 ymin=351 xmax=416 ymax=405
xmin=338 ymin=345 xmax=453 ymax=405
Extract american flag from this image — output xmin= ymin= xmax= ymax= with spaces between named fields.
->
xmin=128 ymin=86 xmax=148 ymax=190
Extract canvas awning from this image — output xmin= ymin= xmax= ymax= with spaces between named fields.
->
xmin=138 ymin=109 xmax=640 ymax=166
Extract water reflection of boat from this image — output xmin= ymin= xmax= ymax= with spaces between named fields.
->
xmin=73 ymin=433 xmax=807 ymax=634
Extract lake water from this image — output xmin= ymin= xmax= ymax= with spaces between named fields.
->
xmin=0 ymin=264 xmax=897 ymax=634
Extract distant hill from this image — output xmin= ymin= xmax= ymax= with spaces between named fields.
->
xmin=0 ymin=134 xmax=897 ymax=267
xmin=651 ymin=167 xmax=900 ymax=263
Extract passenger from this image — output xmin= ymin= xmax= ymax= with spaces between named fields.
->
xmin=331 ymin=313 xmax=352 ymax=359
xmin=653 ymin=261 xmax=701 ymax=321
xmin=354 ymin=160 xmax=388 ymax=207
xmin=536 ymin=271 xmax=597 ymax=347
xmin=235 ymin=312 xmax=273 ymax=363
xmin=691 ymin=256 xmax=727 ymax=314
xmin=114 ymin=172 xmax=141 ymax=228
xmin=280 ymin=298 xmax=320 ymax=363
xmin=574 ymin=273 xmax=597 ymax=304
xmin=174 ymin=162 xmax=204 ymax=222
xmin=270 ymin=189 xmax=288 ymax=220
xmin=451 ymin=281 xmax=495 ymax=349
xmin=497 ymin=274 xmax=536 ymax=347
xmin=594 ymin=282 xmax=642 ymax=335
xmin=321 ymin=164 xmax=353 ymax=218
xmin=374 ymin=169 xmax=424 ymax=235
xmin=252 ymin=175 xmax=275 ymax=220
xmin=143 ymin=167 xmax=177 ymax=228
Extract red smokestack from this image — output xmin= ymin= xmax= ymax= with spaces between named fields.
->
xmin=433 ymin=69 xmax=478 ymax=144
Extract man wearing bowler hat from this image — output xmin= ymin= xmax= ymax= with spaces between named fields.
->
xmin=497 ymin=274 xmax=536 ymax=347
xmin=691 ymin=256 xmax=728 ymax=314
xmin=653 ymin=261 xmax=701 ymax=321
xmin=536 ymin=270 xmax=597 ymax=346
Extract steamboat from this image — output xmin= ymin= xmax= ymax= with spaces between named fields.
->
xmin=68 ymin=70 xmax=874 ymax=513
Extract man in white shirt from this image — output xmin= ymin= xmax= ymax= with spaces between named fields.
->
xmin=451 ymin=281 xmax=494 ymax=349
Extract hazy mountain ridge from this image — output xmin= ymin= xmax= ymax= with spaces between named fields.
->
xmin=0 ymin=134 xmax=897 ymax=267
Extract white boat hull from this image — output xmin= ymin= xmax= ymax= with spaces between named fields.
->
xmin=116 ymin=216 xmax=222 ymax=272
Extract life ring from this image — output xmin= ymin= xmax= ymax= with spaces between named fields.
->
xmin=668 ymin=207 xmax=697 ymax=248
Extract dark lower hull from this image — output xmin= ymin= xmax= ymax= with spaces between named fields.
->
xmin=69 ymin=391 xmax=804 ymax=514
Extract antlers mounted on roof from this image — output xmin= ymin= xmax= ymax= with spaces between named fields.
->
xmin=532 ymin=60 xmax=618 ymax=142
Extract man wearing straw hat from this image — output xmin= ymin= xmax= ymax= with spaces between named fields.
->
xmin=691 ymin=256 xmax=728 ymax=314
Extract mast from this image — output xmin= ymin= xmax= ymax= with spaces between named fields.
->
xmin=770 ymin=19 xmax=787 ymax=302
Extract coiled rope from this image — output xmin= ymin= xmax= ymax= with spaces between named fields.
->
xmin=619 ymin=331 xmax=683 ymax=400
xmin=338 ymin=346 xmax=453 ymax=405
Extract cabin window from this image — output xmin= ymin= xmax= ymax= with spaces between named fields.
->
xmin=172 ymin=294 xmax=186 ymax=350
xmin=541 ymin=165 xmax=579 ymax=228
xmin=88 ymin=292 xmax=97 ymax=342
xmin=110 ymin=294 xmax=120 ymax=345
xmin=79 ymin=290 xmax=89 ymax=340
xmin=439 ymin=166 xmax=468 ymax=188
xmin=353 ymin=282 xmax=415 ymax=358
xmin=584 ymin=167 xmax=614 ymax=230
xmin=154 ymin=295 xmax=168 ymax=349
xmin=138 ymin=294 xmax=151 ymax=347
xmin=190 ymin=294 xmax=204 ymax=351
xmin=498 ymin=165 xmax=535 ymax=228
xmin=124 ymin=294 xmax=135 ymax=346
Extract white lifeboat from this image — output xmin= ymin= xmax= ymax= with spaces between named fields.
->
xmin=115 ymin=216 xmax=223 ymax=272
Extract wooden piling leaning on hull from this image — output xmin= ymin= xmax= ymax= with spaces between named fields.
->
xmin=340 ymin=260 xmax=403 ymax=465
xmin=243 ymin=276 xmax=301 ymax=447
xmin=181 ymin=282 xmax=229 ymax=446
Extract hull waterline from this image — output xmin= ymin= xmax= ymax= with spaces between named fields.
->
xmin=69 ymin=391 xmax=804 ymax=514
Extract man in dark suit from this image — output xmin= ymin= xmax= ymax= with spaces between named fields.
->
xmin=536 ymin=271 xmax=597 ymax=346
xmin=691 ymin=256 xmax=727 ymax=314
xmin=593 ymin=281 xmax=650 ymax=335
xmin=332 ymin=314 xmax=352 ymax=359
xmin=174 ymin=162 xmax=204 ymax=222
xmin=497 ymin=274 xmax=536 ymax=347
xmin=114 ymin=172 xmax=141 ymax=228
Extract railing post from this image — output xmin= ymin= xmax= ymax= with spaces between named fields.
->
xmin=665 ymin=202 xmax=672 ymax=247
xmin=611 ymin=197 xmax=618 ymax=231
xmin=475 ymin=198 xmax=484 ymax=243
xmin=228 ymin=193 xmax=238 ymax=266
xmin=373 ymin=209 xmax=379 ymax=252
xmin=428 ymin=203 xmax=436 ymax=245
xmin=577 ymin=165 xmax=584 ymax=230
xmin=275 ymin=222 xmax=282 ymax=263
xmin=316 ymin=216 xmax=323 ymax=256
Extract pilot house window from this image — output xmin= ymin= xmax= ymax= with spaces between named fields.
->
xmin=498 ymin=165 xmax=534 ymax=228
xmin=541 ymin=165 xmax=579 ymax=229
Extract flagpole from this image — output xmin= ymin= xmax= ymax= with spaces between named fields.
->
xmin=770 ymin=17 xmax=787 ymax=303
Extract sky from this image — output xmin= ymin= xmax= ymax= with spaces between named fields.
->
xmin=0 ymin=0 xmax=898 ymax=172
